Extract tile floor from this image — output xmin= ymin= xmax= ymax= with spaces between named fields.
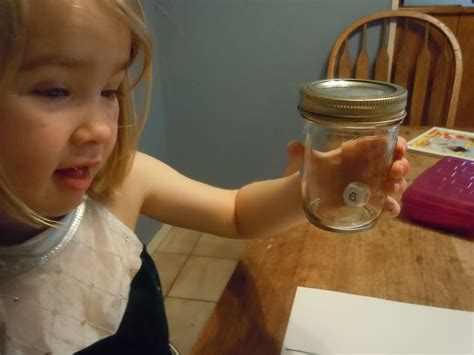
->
xmin=150 ymin=226 xmax=246 ymax=355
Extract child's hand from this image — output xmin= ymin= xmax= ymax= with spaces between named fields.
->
xmin=284 ymin=137 xmax=410 ymax=218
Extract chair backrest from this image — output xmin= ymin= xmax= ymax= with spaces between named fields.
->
xmin=327 ymin=10 xmax=463 ymax=128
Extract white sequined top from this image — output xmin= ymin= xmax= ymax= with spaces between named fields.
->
xmin=0 ymin=198 xmax=144 ymax=354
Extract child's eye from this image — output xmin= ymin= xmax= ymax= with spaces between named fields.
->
xmin=34 ymin=88 xmax=70 ymax=98
xmin=101 ymin=90 xmax=121 ymax=99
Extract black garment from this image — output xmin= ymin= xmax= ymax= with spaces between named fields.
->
xmin=76 ymin=246 xmax=171 ymax=355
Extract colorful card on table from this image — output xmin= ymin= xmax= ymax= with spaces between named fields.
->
xmin=407 ymin=127 xmax=474 ymax=161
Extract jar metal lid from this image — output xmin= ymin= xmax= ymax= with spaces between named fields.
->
xmin=298 ymin=79 xmax=407 ymax=124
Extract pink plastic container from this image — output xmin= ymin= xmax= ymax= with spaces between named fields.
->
xmin=401 ymin=156 xmax=474 ymax=238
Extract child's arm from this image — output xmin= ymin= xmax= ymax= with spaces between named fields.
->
xmin=132 ymin=136 xmax=408 ymax=239
xmin=233 ymin=172 xmax=306 ymax=238
xmin=132 ymin=152 xmax=304 ymax=239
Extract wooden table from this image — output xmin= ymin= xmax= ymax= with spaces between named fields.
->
xmin=192 ymin=127 xmax=474 ymax=355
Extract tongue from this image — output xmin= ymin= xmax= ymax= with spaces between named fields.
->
xmin=55 ymin=167 xmax=88 ymax=179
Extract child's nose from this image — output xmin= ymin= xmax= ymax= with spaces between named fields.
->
xmin=71 ymin=106 xmax=116 ymax=146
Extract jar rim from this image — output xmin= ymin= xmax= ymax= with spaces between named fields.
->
xmin=299 ymin=109 xmax=406 ymax=127
xmin=299 ymin=79 xmax=407 ymax=123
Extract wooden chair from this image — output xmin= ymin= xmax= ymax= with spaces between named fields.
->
xmin=327 ymin=10 xmax=463 ymax=128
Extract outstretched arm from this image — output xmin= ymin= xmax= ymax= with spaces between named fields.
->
xmin=132 ymin=152 xmax=304 ymax=239
xmin=133 ymin=137 xmax=409 ymax=239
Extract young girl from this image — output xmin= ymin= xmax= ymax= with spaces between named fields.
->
xmin=0 ymin=0 xmax=409 ymax=354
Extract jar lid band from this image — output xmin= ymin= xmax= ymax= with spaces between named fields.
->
xmin=298 ymin=79 xmax=407 ymax=123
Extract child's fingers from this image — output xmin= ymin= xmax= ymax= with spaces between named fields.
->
xmin=390 ymin=157 xmax=410 ymax=179
xmin=394 ymin=136 xmax=408 ymax=160
xmin=384 ymin=178 xmax=407 ymax=195
xmin=383 ymin=196 xmax=401 ymax=217
xmin=283 ymin=140 xmax=304 ymax=177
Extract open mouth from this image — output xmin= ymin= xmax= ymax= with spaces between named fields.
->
xmin=54 ymin=166 xmax=92 ymax=191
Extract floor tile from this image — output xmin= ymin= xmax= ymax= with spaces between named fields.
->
xmin=157 ymin=227 xmax=202 ymax=254
xmin=151 ymin=252 xmax=188 ymax=296
xmin=168 ymin=256 xmax=237 ymax=302
xmin=165 ymin=297 xmax=216 ymax=355
xmin=192 ymin=233 xmax=246 ymax=259
xmin=147 ymin=224 xmax=172 ymax=254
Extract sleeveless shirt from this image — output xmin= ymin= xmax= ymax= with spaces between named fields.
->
xmin=0 ymin=198 xmax=171 ymax=354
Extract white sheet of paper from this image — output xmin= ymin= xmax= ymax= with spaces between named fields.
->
xmin=281 ymin=287 xmax=473 ymax=355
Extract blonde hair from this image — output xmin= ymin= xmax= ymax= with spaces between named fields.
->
xmin=0 ymin=0 xmax=153 ymax=227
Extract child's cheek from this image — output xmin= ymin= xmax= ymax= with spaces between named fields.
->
xmin=109 ymin=102 xmax=120 ymax=123
xmin=108 ymin=106 xmax=120 ymax=150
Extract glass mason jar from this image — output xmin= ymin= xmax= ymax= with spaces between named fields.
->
xmin=298 ymin=79 xmax=407 ymax=233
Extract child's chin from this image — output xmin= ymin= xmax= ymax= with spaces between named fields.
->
xmin=42 ymin=194 xmax=86 ymax=219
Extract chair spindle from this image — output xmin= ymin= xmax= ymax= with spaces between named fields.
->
xmin=410 ymin=23 xmax=431 ymax=126
xmin=428 ymin=37 xmax=452 ymax=127
xmin=355 ymin=24 xmax=369 ymax=79
xmin=393 ymin=19 xmax=410 ymax=90
xmin=374 ymin=19 xmax=390 ymax=81
xmin=338 ymin=39 xmax=352 ymax=78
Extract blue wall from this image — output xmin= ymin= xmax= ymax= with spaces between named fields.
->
xmin=135 ymin=0 xmax=392 ymax=243
xmin=135 ymin=3 xmax=168 ymax=244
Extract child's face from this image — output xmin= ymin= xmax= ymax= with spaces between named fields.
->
xmin=0 ymin=0 xmax=132 ymax=219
